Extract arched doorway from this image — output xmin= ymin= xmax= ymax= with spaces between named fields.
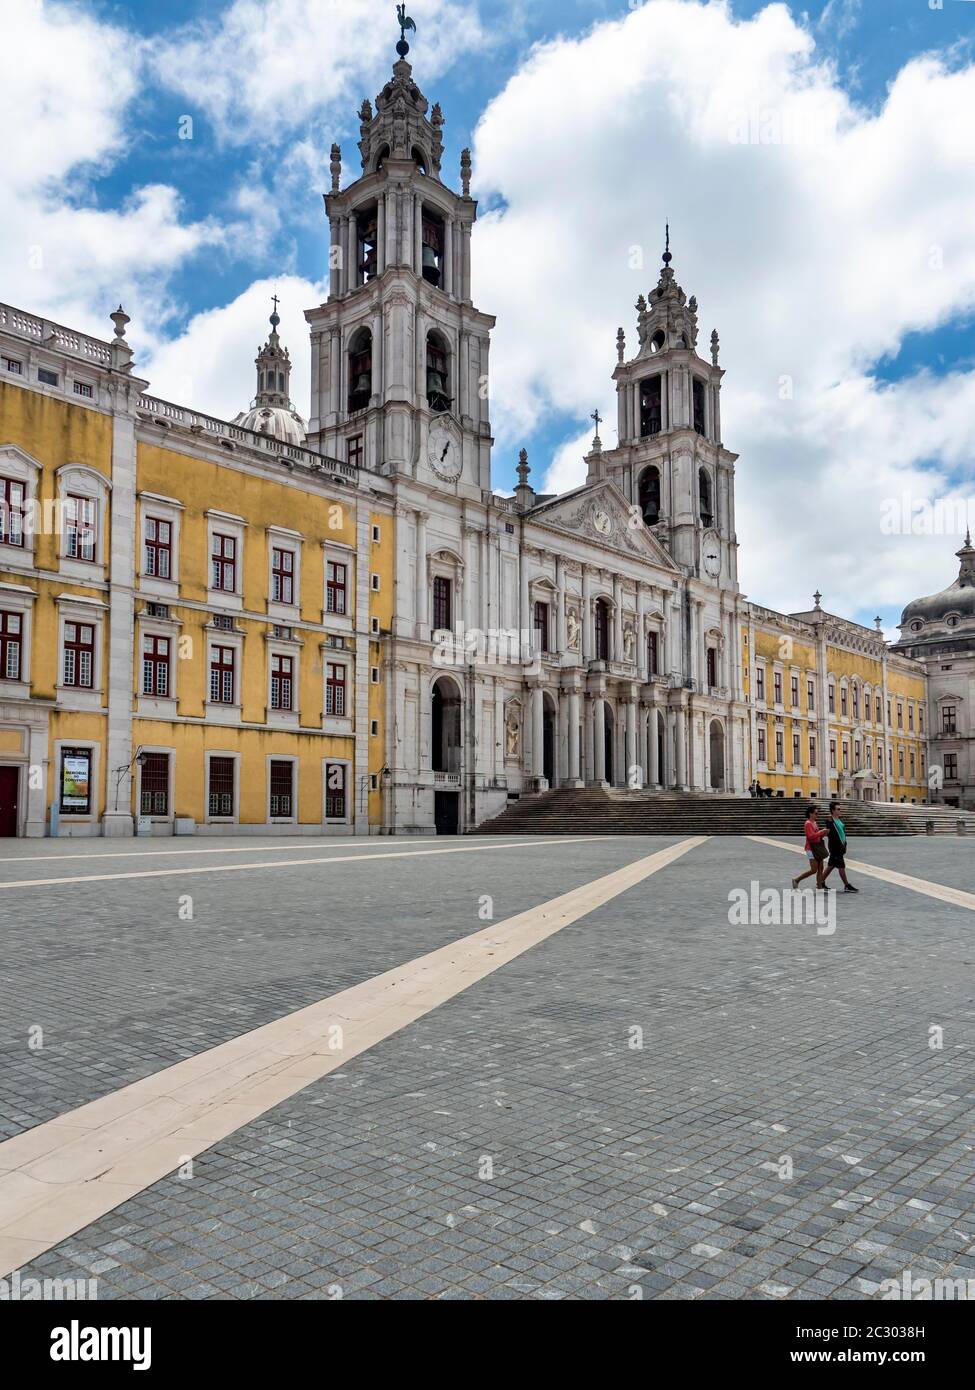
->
xmin=709 ymin=720 xmax=725 ymax=790
xmin=603 ymin=705 xmax=614 ymax=786
xmin=543 ymin=694 xmax=556 ymax=788
xmin=432 ymin=676 xmax=462 ymax=834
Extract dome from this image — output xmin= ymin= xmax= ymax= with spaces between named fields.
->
xmin=900 ymin=532 xmax=975 ymax=628
xmin=233 ymin=403 xmax=306 ymax=447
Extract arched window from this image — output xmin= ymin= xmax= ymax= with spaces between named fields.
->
xmin=412 ymin=146 xmax=428 ymax=175
xmin=348 ymin=328 xmax=372 ymax=413
xmin=692 ymin=378 xmax=706 ymax=435
xmin=426 ymin=331 xmax=451 ymax=412
xmin=698 ymin=468 xmax=713 ymax=527
xmin=373 ymin=144 xmax=390 ymax=173
xmin=356 ymin=204 xmax=379 ymax=283
xmin=421 ymin=207 xmax=444 ymax=286
xmin=638 ymin=466 xmax=661 ymax=526
xmin=594 ymin=600 xmax=610 ymax=662
xmin=650 ymin=330 xmax=665 ymax=354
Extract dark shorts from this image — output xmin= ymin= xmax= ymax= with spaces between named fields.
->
xmin=828 ymin=852 xmax=845 ymax=869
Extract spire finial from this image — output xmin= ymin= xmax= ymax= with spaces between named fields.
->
xmin=662 ymin=221 xmax=672 ymax=266
xmin=813 ymin=590 xmax=822 ymax=610
xmin=270 ymin=294 xmax=280 ymax=329
xmin=396 ymin=4 xmax=416 ymax=57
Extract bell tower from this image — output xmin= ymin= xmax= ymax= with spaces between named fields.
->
xmin=304 ymin=13 xmax=495 ymax=496
xmin=598 ymin=231 xmax=739 ymax=588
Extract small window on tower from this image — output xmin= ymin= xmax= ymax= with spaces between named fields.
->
xmin=426 ymin=332 xmax=451 ymax=413
xmin=348 ymin=329 xmax=372 ymax=413
xmin=356 ymin=204 xmax=379 ymax=284
xmin=639 ymin=375 xmax=662 ymax=437
xmin=650 ymin=330 xmax=665 ymax=354
xmin=693 ymin=379 xmax=706 ymax=436
xmin=698 ymin=468 xmax=713 ymax=527
xmin=638 ymin=465 xmax=660 ymax=526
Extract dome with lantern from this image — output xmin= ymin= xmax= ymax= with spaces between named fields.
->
xmin=233 ymin=298 xmax=307 ymax=446
xmin=899 ymin=532 xmax=975 ymax=634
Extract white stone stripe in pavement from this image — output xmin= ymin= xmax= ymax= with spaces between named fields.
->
xmin=0 ymin=836 xmax=625 ymax=891
xmin=0 ymin=835 xmax=707 ymax=1276
xmin=748 ymin=835 xmax=975 ymax=912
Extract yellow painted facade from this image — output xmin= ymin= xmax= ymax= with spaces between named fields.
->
xmin=742 ymin=603 xmax=928 ymax=803
xmin=0 ymin=312 xmax=394 ymax=838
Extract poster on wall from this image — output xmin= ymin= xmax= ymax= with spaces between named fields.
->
xmin=60 ymin=749 xmax=91 ymax=813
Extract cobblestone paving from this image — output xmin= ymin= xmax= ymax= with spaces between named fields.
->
xmin=0 ymin=835 xmax=667 ymax=1137
xmin=9 ymin=835 xmax=974 ymax=1300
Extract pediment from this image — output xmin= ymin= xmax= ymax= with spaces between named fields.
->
xmin=528 ymin=479 xmax=680 ymax=572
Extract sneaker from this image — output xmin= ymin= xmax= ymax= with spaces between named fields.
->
xmin=844 ymin=884 xmax=859 ymax=893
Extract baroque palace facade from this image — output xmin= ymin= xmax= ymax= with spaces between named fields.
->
xmin=0 ymin=41 xmax=932 ymax=837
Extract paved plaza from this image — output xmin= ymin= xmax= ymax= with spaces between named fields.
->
xmin=1 ymin=832 xmax=973 ymax=1301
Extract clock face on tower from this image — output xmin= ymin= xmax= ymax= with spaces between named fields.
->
xmin=703 ymin=535 xmax=721 ymax=579
xmin=427 ymin=420 xmax=462 ymax=482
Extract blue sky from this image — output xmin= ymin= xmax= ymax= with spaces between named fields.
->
xmin=5 ymin=0 xmax=975 ymax=627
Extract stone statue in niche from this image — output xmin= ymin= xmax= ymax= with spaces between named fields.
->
xmin=505 ymin=708 xmax=521 ymax=757
xmin=566 ymin=607 xmax=581 ymax=651
xmin=623 ymin=624 xmax=635 ymax=661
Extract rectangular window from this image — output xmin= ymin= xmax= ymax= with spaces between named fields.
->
xmin=270 ymin=653 xmax=293 ymax=711
xmin=433 ymin=575 xmax=452 ymax=632
xmin=707 ymin=648 xmax=718 ymax=688
xmin=792 ymin=732 xmax=800 ymax=765
xmin=840 ymin=687 xmax=848 ymax=718
xmin=211 ymin=533 xmax=237 ymax=591
xmin=0 ymin=610 xmax=22 ymax=679
xmin=269 ymin=760 xmax=294 ymax=818
xmin=63 ymin=621 xmax=95 ymax=688
xmin=325 ymin=762 xmax=346 ymax=819
xmin=140 ymin=753 xmax=169 ymax=815
xmin=1 ymin=356 xmax=23 ymax=374
xmin=59 ymin=747 xmax=91 ymax=814
xmin=944 ymin=753 xmax=958 ymax=781
xmin=65 ymin=494 xmax=96 ymax=562
xmin=775 ymin=730 xmax=784 ymax=764
xmin=773 ymin=672 xmax=782 ymax=705
xmin=829 ymin=739 xmax=837 ymax=770
xmin=347 ymin=434 xmax=364 ymax=468
xmin=325 ymin=662 xmax=346 ymax=716
xmin=73 ymin=381 xmax=93 ymax=398
xmin=757 ymin=727 xmax=766 ymax=763
xmin=807 ymin=679 xmax=815 ymax=712
xmin=326 ymin=560 xmax=347 ymax=615
xmin=647 ymin=632 xmax=658 ymax=677
xmin=809 ymin=735 xmax=817 ymax=768
xmin=791 ymin=676 xmax=799 ymax=707
xmin=0 ymin=477 xmax=26 ymax=547
xmin=854 ymin=741 xmax=861 ymax=770
xmin=209 ymin=645 xmax=235 ymax=704
xmin=142 ymin=634 xmax=170 ymax=696
xmin=910 ymin=750 xmax=916 ymax=779
xmin=908 ymin=704 xmax=914 ymax=732
xmin=852 ymin=687 xmax=859 ymax=720
xmin=918 ymin=706 xmax=924 ymax=734
xmin=898 ymin=749 xmax=905 ymax=778
xmin=897 ymin=702 xmax=903 ymax=731
xmin=38 ymin=367 xmax=58 ymax=386
xmin=533 ymin=601 xmax=549 ymax=653
xmin=942 ymin=706 xmax=956 ymax=734
xmin=756 ymin=667 xmax=765 ymax=701
xmin=866 ymin=744 xmax=872 ymax=769
xmin=208 ymin=756 xmax=234 ymax=817
xmin=887 ymin=698 xmax=892 ymax=726
xmin=842 ymin=742 xmax=850 ymax=771
xmin=828 ymin=685 xmax=835 ymax=714
xmin=876 ymin=695 xmax=882 ymax=724
xmin=271 ymin=546 xmax=295 ymax=604
xmin=144 ymin=517 xmax=172 ymax=578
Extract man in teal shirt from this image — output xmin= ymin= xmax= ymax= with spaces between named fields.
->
xmin=823 ymin=800 xmax=858 ymax=892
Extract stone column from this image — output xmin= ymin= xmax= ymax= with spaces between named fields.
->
xmin=613 ymin=575 xmax=623 ymax=663
xmin=461 ymin=222 xmax=472 ymax=301
xmin=348 ymin=217 xmax=358 ymax=291
xmin=414 ymin=194 xmax=422 ymax=275
xmin=444 ymin=218 xmax=454 ymax=296
xmin=675 ymin=706 xmax=687 ymax=790
xmin=415 ymin=512 xmax=428 ymax=637
xmin=556 ymin=557 xmax=566 ymax=654
xmin=102 ymin=395 xmax=139 ymax=836
xmin=462 ymin=527 xmax=473 ymax=633
xmin=593 ymin=700 xmax=606 ymax=783
xmin=494 ymin=677 xmax=504 ymax=782
xmin=568 ymin=686 xmax=582 ymax=785
xmin=647 ymin=701 xmax=659 ymax=787
xmin=582 ymin=568 xmax=592 ymax=662
xmin=329 ymin=219 xmax=341 ymax=297
xmin=625 ymin=692 xmax=637 ymax=787
xmin=584 ymin=692 xmax=595 ymax=784
xmin=479 ymin=527 xmax=489 ymax=632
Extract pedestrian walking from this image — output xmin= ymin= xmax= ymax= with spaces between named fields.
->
xmin=822 ymin=800 xmax=859 ymax=893
xmin=793 ymin=804 xmax=828 ymax=891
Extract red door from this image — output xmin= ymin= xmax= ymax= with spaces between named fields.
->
xmin=0 ymin=766 xmax=19 ymax=836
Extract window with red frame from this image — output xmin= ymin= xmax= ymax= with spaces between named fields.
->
xmin=209 ymin=644 xmax=235 ymax=704
xmin=325 ymin=762 xmax=346 ymax=819
xmin=0 ymin=610 xmax=22 ymax=679
xmin=326 ymin=560 xmax=347 ymax=615
xmin=144 ymin=517 xmax=172 ymax=578
xmin=269 ymin=761 xmax=294 ymax=818
xmin=65 ymin=494 xmax=96 ymax=562
xmin=211 ymin=533 xmax=237 ymax=591
xmin=142 ymin=635 xmax=170 ymax=696
xmin=208 ymin=756 xmax=234 ymax=817
xmin=0 ymin=477 xmax=26 ymax=547
xmin=325 ymin=662 xmax=346 ymax=716
xmin=271 ymin=547 xmax=294 ymax=604
xmin=140 ymin=753 xmax=169 ymax=815
xmin=270 ymin=653 xmax=293 ymax=711
xmin=63 ymin=621 xmax=94 ymax=688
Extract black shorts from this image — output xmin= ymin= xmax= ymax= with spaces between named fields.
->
xmin=828 ymin=852 xmax=845 ymax=869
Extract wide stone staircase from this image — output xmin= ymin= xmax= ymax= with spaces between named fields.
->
xmin=477 ymin=788 xmax=975 ymax=838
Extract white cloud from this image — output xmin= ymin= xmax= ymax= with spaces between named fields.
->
xmin=469 ymin=0 xmax=975 ymax=618
xmin=0 ymin=0 xmax=223 ymax=348
xmin=149 ymin=0 xmax=485 ymax=146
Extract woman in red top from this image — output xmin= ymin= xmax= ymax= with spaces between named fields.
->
xmin=793 ymin=805 xmax=829 ymax=890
